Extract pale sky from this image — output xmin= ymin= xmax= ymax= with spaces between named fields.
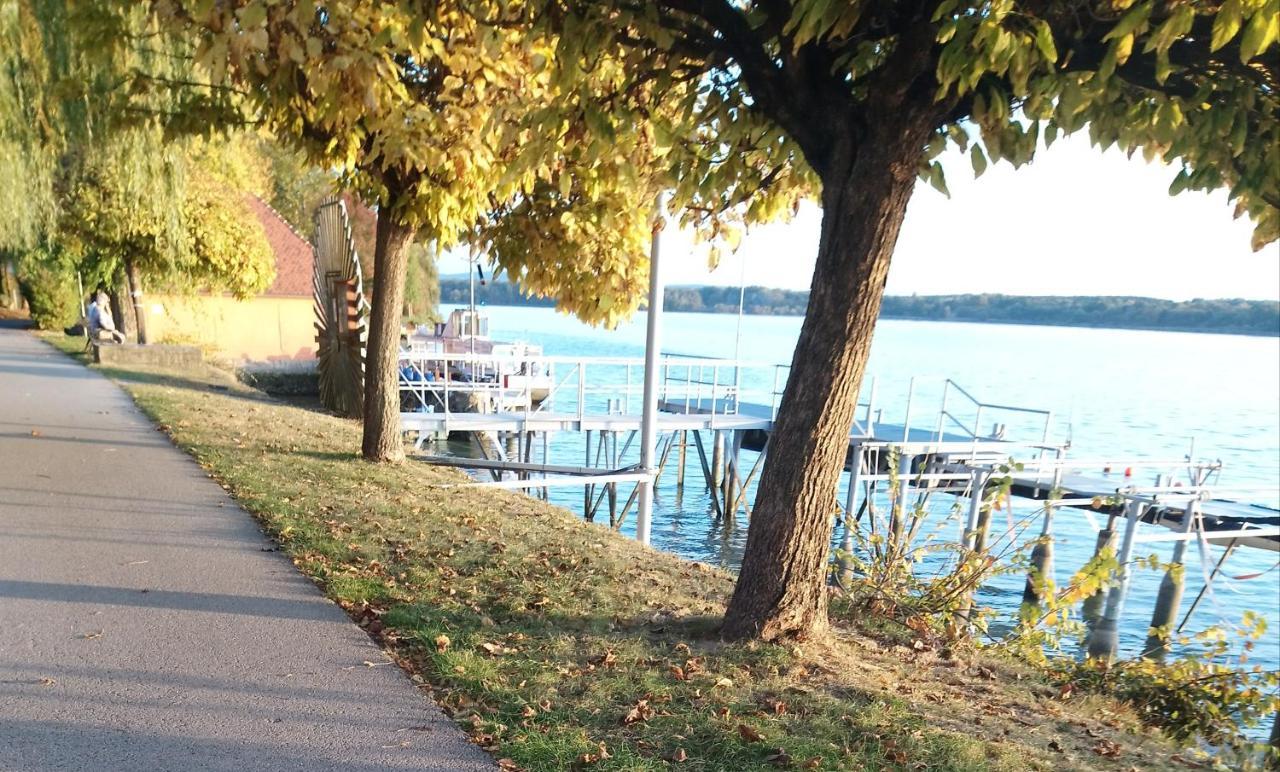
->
xmin=441 ymin=133 xmax=1280 ymax=301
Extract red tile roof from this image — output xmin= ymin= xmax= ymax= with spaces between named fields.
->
xmin=247 ymin=196 xmax=314 ymax=297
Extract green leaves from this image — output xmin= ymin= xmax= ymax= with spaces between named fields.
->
xmin=1211 ymin=0 xmax=1244 ymax=51
xmin=970 ymin=145 xmax=987 ymax=178
xmin=1031 ymin=19 xmax=1057 ymax=64
xmin=1104 ymin=1 xmax=1154 ymax=42
xmin=1239 ymin=0 xmax=1279 ymax=61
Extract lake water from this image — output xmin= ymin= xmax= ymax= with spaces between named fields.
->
xmin=430 ymin=305 xmax=1280 ymax=687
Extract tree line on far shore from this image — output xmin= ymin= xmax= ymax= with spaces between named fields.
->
xmin=441 ymin=279 xmax=1280 ymax=336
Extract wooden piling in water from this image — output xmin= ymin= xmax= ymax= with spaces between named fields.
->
xmin=1142 ymin=499 xmax=1199 ymax=660
xmin=1021 ymin=463 xmax=1063 ymax=619
xmin=957 ymin=469 xmax=991 ymax=625
xmin=690 ymin=430 xmax=723 ymax=519
xmin=583 ymin=431 xmax=594 ymax=520
xmin=711 ymin=431 xmax=723 ymax=489
xmin=1081 ymin=513 xmax=1119 ymax=626
xmin=676 ymin=430 xmax=687 ymax=489
xmin=723 ymin=431 xmax=743 ymax=522
xmin=1087 ymin=500 xmax=1147 ymax=662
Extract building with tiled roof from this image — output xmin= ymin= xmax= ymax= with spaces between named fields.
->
xmin=248 ymin=197 xmax=314 ymax=298
xmin=143 ymin=196 xmax=318 ymax=362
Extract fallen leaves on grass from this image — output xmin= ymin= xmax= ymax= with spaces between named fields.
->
xmin=765 ymin=748 xmax=792 ymax=767
xmin=479 ymin=641 xmax=511 ymax=656
xmin=737 ymin=723 xmax=764 ymax=743
xmin=574 ymin=743 xmax=613 ymax=767
xmin=622 ymin=699 xmax=655 ymax=725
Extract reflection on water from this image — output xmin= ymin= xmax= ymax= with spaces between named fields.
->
xmin=423 ymin=306 xmax=1280 ymax=706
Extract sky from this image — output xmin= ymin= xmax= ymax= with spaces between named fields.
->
xmin=440 ymin=133 xmax=1280 ymax=301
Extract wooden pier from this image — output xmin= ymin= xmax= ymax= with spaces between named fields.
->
xmin=397 ymin=351 xmax=1280 ymax=668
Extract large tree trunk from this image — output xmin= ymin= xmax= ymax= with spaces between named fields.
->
xmin=125 ymin=258 xmax=148 ymax=344
xmin=722 ymin=113 xmax=938 ymax=641
xmin=110 ymin=273 xmax=136 ymax=341
xmin=0 ymin=258 xmax=21 ymax=309
xmin=361 ymin=208 xmax=417 ymax=462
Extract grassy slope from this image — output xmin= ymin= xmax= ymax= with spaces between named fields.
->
xmin=38 ymin=333 xmax=1182 ymax=771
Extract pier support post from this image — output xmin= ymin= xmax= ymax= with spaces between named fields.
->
xmin=1143 ymin=499 xmax=1199 ymax=660
xmin=837 ymin=448 xmax=862 ymax=588
xmin=583 ymin=431 xmax=594 ymax=521
xmin=844 ymin=444 xmax=862 ymax=533
xmin=676 ymin=430 xmax=687 ymax=489
xmin=635 ymin=195 xmax=665 ymax=546
xmin=689 ymin=430 xmax=723 ymax=518
xmin=1020 ymin=516 xmax=1055 ymax=620
xmin=1081 ymin=513 xmax=1119 ymax=625
xmin=1087 ymin=499 xmax=1146 ymax=662
xmin=1021 ymin=462 xmax=1063 ymax=619
xmin=957 ymin=469 xmax=991 ymax=625
xmin=712 ymin=431 xmax=724 ymax=489
xmin=890 ymin=452 xmax=911 ymax=549
xmin=723 ymin=431 xmax=744 ymax=521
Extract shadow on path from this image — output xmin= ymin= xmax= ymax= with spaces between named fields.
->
xmin=0 ymin=580 xmax=341 ymax=623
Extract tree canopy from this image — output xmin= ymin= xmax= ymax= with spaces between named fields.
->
xmin=520 ymin=0 xmax=1279 ymax=640
xmin=0 ymin=1 xmax=280 ymax=332
xmin=3 ymin=0 xmax=1275 ymax=639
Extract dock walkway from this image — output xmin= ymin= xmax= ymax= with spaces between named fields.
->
xmin=0 ymin=328 xmax=493 ymax=771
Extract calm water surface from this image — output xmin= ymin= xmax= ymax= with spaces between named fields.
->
xmin=435 ymin=305 xmax=1280 ymax=682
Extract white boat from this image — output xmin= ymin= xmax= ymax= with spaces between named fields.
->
xmin=400 ymin=308 xmax=554 ymax=409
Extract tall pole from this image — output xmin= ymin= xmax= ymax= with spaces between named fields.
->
xmin=733 ymin=251 xmax=747 ymax=396
xmin=636 ymin=194 xmax=666 ymax=545
xmin=468 ymin=258 xmax=476 ymax=354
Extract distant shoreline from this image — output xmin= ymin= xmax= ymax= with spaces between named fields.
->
xmin=439 ymin=281 xmax=1280 ymax=338
xmin=464 ymin=303 xmax=1279 ymax=338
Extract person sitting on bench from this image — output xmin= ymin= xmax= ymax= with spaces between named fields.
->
xmin=87 ymin=292 xmax=126 ymax=344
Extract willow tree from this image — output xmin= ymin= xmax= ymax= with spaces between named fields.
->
xmin=1 ymin=0 xmax=255 ymax=333
xmin=540 ymin=0 xmax=1279 ymax=640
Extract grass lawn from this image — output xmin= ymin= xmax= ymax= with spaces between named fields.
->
xmin=38 ymin=331 xmax=1184 ymax=771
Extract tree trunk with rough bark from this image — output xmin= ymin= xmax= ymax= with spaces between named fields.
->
xmin=722 ymin=107 xmax=939 ymax=641
xmin=361 ymin=206 xmax=417 ymax=463
xmin=125 ymin=258 xmax=147 ymax=344
xmin=0 ymin=258 xmax=21 ymax=309
xmin=110 ymin=273 xmax=136 ymax=341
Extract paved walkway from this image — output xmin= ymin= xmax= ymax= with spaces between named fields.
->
xmin=0 ymin=329 xmax=493 ymax=771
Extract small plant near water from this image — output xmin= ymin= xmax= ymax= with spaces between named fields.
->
xmin=830 ymin=459 xmax=1041 ymax=643
xmin=828 ymin=455 xmax=1279 ymax=763
xmin=1050 ymin=614 xmax=1279 ymax=768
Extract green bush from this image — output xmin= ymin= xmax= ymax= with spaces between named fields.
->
xmin=16 ymin=249 xmax=80 ymax=330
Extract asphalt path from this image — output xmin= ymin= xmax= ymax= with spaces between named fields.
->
xmin=0 ymin=328 xmax=493 ymax=771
